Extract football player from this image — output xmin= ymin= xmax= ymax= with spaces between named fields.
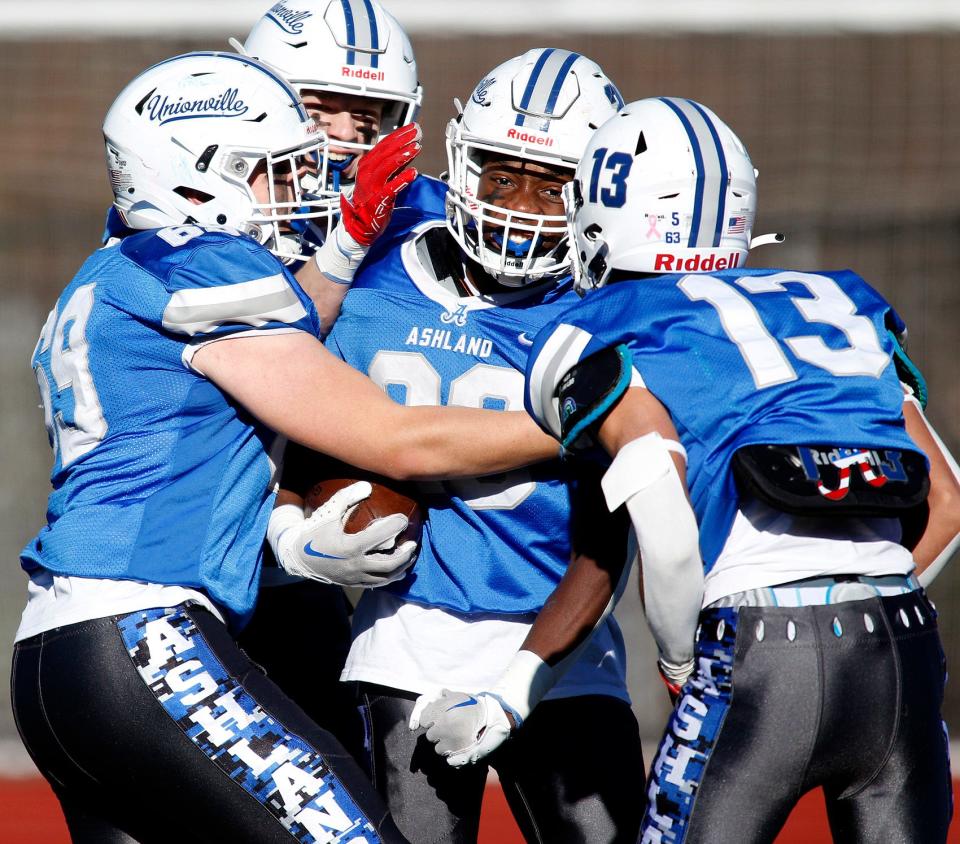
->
xmin=236 ymin=0 xmax=445 ymax=333
xmin=269 ymin=50 xmax=647 ymax=843
xmin=233 ymin=0 xmax=440 ymax=762
xmin=524 ymin=97 xmax=960 ymax=843
xmin=12 ymin=52 xmax=558 ymax=843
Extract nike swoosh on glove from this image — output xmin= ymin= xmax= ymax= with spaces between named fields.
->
xmin=411 ymin=689 xmax=514 ymax=767
xmin=278 ymin=481 xmax=417 ymax=587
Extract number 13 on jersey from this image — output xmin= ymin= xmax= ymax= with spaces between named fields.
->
xmin=680 ymin=271 xmax=890 ymax=389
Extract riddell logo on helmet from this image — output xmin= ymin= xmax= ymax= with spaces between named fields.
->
xmin=654 ymin=252 xmax=741 ymax=272
xmin=342 ymin=67 xmax=386 ymax=82
xmin=506 ymin=128 xmax=554 ymax=147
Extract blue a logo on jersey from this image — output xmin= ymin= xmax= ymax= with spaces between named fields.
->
xmin=440 ymin=304 xmax=468 ymax=327
xmin=266 ymin=2 xmax=312 ymax=34
xmin=142 ymin=88 xmax=249 ymax=125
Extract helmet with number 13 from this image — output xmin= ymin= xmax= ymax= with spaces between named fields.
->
xmin=567 ymin=97 xmax=759 ymax=292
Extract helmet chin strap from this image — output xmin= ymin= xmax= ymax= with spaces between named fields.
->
xmin=489 ymin=268 xmax=541 ymax=288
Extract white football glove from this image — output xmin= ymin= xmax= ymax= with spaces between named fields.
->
xmin=411 ymin=689 xmax=515 ymax=768
xmin=408 ymin=650 xmax=555 ymax=767
xmin=269 ymin=481 xmax=417 ymax=587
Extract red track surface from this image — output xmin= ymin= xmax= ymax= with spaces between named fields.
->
xmin=0 ymin=778 xmax=955 ymax=842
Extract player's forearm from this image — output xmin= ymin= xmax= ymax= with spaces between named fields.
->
xmin=640 ymin=517 xmax=704 ymax=666
xmin=903 ymin=398 xmax=960 ymax=585
xmin=381 ymin=406 xmax=557 ymax=481
xmin=293 ymin=257 xmax=351 ymax=337
xmin=198 ymin=332 xmax=556 ymax=481
xmin=521 ymin=469 xmax=632 ymax=668
xmin=449 ymin=550 xmax=632 ymax=736
xmin=522 ymin=549 xmax=630 ymax=668
xmin=601 ymin=434 xmax=704 ymax=665
xmin=598 ymin=395 xmax=703 ymax=663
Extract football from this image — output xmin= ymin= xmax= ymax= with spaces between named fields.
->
xmin=305 ymin=470 xmax=423 ymax=547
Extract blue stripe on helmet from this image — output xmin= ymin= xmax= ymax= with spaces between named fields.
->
xmin=686 ymin=99 xmax=728 ymax=247
xmin=660 ymin=97 xmax=706 ymax=249
xmin=543 ymin=51 xmax=580 ymax=121
xmin=341 ymin=0 xmax=357 ymax=65
xmin=516 ymin=48 xmax=555 ymax=127
xmin=362 ymin=0 xmax=380 ymax=68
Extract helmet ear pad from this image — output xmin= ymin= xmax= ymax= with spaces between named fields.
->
xmin=444 ymin=48 xmax=624 ymax=287
xmin=570 ymin=97 xmax=757 ymax=291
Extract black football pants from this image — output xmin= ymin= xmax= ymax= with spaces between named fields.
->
xmin=357 ymin=684 xmax=645 ymax=844
xmin=12 ymin=604 xmax=407 ymax=844
xmin=640 ymin=590 xmax=952 ymax=844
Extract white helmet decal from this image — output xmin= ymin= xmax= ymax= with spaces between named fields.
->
xmin=445 ymin=48 xmax=623 ymax=287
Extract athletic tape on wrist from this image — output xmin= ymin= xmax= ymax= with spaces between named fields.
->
xmin=485 ymin=693 xmax=525 ymax=731
xmin=658 ymin=656 xmax=695 ymax=684
xmin=266 ymin=503 xmax=306 ymax=572
xmin=490 ymin=649 xmax=555 ymax=727
xmin=312 ymin=225 xmax=368 ymax=285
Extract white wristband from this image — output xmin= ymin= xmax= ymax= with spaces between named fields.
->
xmin=266 ymin=503 xmax=306 ymax=572
xmin=658 ymin=655 xmax=696 ymax=685
xmin=312 ymin=224 xmax=368 ymax=285
xmin=490 ymin=649 xmax=556 ymax=727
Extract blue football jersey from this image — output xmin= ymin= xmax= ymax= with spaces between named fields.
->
xmin=526 ymin=267 xmax=922 ymax=570
xmin=394 ymin=173 xmax=447 ymax=220
xmin=24 ymin=226 xmax=320 ymax=627
xmin=325 ymin=219 xmax=589 ymax=615
xmin=101 ymin=206 xmax=134 ymax=243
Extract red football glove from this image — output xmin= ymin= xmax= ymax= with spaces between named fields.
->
xmin=339 ymin=123 xmax=422 ymax=247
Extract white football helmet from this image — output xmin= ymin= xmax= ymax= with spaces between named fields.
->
xmin=445 ymin=48 xmax=624 ymax=286
xmin=102 ymin=51 xmax=332 ymax=259
xmin=568 ymin=97 xmax=758 ymax=292
xmin=240 ymin=0 xmax=421 ymax=155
